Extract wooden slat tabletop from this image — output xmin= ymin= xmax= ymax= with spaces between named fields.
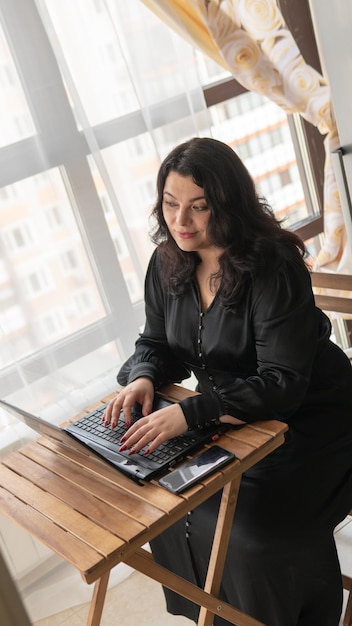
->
xmin=0 ymin=385 xmax=287 ymax=585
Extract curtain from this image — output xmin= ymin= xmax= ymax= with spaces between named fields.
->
xmin=141 ymin=0 xmax=351 ymax=273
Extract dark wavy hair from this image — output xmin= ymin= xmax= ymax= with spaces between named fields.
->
xmin=150 ymin=137 xmax=306 ymax=311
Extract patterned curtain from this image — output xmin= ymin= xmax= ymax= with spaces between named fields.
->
xmin=141 ymin=0 xmax=350 ymax=272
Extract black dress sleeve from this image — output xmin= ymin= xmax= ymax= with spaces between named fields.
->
xmin=117 ymin=250 xmax=191 ymax=389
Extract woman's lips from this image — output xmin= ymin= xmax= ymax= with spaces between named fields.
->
xmin=176 ymin=231 xmax=197 ymax=239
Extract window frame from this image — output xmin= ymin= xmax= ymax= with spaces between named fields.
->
xmin=203 ymin=75 xmax=325 ymax=242
xmin=0 ymin=0 xmax=326 ymax=399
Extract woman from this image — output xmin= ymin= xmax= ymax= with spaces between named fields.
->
xmin=103 ymin=137 xmax=352 ymax=626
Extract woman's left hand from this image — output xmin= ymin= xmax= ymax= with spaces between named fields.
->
xmin=119 ymin=403 xmax=188 ymax=455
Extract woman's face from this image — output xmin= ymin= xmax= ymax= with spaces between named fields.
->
xmin=162 ymin=172 xmax=217 ymax=259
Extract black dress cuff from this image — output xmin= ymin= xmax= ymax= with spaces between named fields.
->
xmin=179 ymin=392 xmax=225 ymax=430
xmin=117 ymin=362 xmax=159 ymax=388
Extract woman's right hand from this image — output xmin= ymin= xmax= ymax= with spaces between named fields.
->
xmin=102 ymin=377 xmax=154 ymax=429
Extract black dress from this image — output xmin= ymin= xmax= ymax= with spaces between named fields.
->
xmin=117 ymin=248 xmax=352 ymax=626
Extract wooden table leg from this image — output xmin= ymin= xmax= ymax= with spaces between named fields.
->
xmin=86 ymin=571 xmax=110 ymax=626
xmin=197 ymin=477 xmax=240 ymax=626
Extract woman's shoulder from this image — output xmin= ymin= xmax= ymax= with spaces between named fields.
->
xmin=146 ymin=247 xmax=162 ymax=272
xmin=145 ymin=247 xmax=174 ymax=296
xmin=252 ymin=245 xmax=312 ymax=303
xmin=256 ymin=242 xmax=309 ymax=279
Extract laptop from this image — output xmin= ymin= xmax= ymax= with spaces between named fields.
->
xmin=0 ymin=395 xmax=227 ymax=484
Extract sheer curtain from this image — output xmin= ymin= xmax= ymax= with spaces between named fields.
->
xmin=141 ymin=0 xmax=351 ymax=273
xmin=0 ymin=0 xmax=210 ymax=449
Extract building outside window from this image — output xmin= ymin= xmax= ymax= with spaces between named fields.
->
xmin=0 ymin=0 xmax=323 ymax=432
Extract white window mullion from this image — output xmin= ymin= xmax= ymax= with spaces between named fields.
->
xmin=0 ymin=0 xmax=143 ymax=401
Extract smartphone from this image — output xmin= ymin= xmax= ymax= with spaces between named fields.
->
xmin=158 ymin=445 xmax=236 ymax=494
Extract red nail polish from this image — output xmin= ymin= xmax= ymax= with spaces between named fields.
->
xmin=119 ymin=444 xmax=127 ymax=452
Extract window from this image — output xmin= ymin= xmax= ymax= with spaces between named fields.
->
xmin=46 ymin=205 xmax=64 ymax=230
xmin=25 ymin=267 xmax=53 ymax=296
xmin=38 ymin=309 xmax=68 ymax=339
xmin=60 ymin=249 xmax=81 ymax=274
xmin=73 ymin=289 xmax=96 ymax=316
xmin=3 ymin=223 xmax=35 ymax=253
xmin=0 ymin=0 xmax=325 ymax=431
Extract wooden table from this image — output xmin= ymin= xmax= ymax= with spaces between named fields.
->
xmin=0 ymin=385 xmax=287 ymax=626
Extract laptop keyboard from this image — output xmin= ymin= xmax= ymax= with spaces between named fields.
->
xmin=70 ymin=405 xmax=199 ymax=465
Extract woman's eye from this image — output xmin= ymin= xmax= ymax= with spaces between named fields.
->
xmin=163 ymin=200 xmax=178 ymax=208
xmin=192 ymin=205 xmax=208 ymax=212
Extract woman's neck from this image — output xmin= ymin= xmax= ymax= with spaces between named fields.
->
xmin=196 ymin=253 xmax=221 ymax=312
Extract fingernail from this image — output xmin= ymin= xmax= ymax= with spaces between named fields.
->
xmin=119 ymin=444 xmax=127 ymax=452
xmin=144 ymin=448 xmax=150 ymax=455
xmin=128 ymin=448 xmax=136 ymax=456
xmin=125 ymin=421 xmax=131 ymax=428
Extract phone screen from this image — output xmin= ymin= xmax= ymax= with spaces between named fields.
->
xmin=158 ymin=445 xmax=235 ymax=494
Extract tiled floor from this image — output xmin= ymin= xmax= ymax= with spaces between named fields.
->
xmin=24 ymin=518 xmax=352 ymax=626
xmin=30 ymin=569 xmax=192 ymax=626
